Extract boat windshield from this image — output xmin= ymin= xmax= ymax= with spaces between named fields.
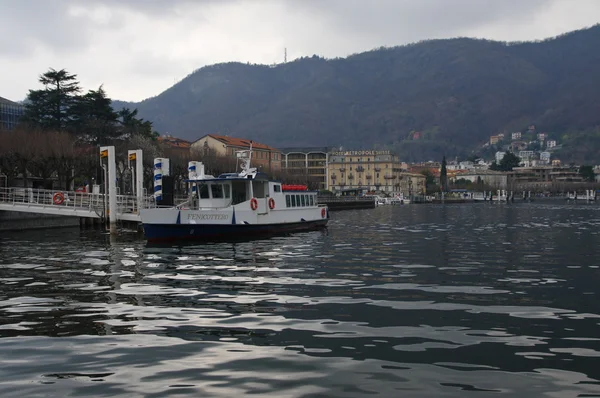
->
xmin=196 ymin=182 xmax=231 ymax=201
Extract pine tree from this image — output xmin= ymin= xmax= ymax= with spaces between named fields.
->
xmin=440 ymin=156 xmax=448 ymax=192
xmin=22 ymin=68 xmax=81 ymax=130
xmin=70 ymin=86 xmax=119 ymax=145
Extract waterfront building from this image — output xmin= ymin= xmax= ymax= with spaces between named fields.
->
xmin=0 ymin=96 xmax=24 ymax=130
xmin=327 ymin=150 xmax=425 ymax=195
xmin=191 ymin=134 xmax=282 ymax=171
xmin=278 ymin=146 xmax=331 ymax=190
xmin=508 ymin=166 xmax=582 ymax=190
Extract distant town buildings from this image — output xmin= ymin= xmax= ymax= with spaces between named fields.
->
xmin=157 ymin=120 xmax=583 ymax=196
xmin=518 ymin=150 xmax=535 ymax=161
xmin=0 ymin=96 xmax=24 ymax=130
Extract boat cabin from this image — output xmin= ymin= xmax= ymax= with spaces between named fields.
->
xmin=185 ymin=176 xmax=318 ymax=210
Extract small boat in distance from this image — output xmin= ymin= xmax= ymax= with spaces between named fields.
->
xmin=140 ymin=143 xmax=329 ymax=242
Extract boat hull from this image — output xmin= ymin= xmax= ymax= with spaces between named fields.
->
xmin=143 ymin=219 xmax=328 ymax=242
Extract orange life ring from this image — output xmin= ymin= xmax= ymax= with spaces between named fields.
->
xmin=321 ymin=207 xmax=326 ymax=218
xmin=53 ymin=192 xmax=65 ymax=205
xmin=268 ymin=197 xmax=275 ymax=210
xmin=250 ymin=198 xmax=258 ymax=210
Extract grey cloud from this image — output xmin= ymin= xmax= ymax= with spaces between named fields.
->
xmin=0 ymin=1 xmax=93 ymax=57
xmin=283 ymin=0 xmax=552 ymax=45
xmin=1 ymin=0 xmax=599 ymax=102
xmin=0 ymin=0 xmax=234 ymax=58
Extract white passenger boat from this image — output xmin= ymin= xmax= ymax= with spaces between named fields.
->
xmin=140 ymin=145 xmax=329 ymax=242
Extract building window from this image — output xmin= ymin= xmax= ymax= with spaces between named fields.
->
xmin=274 ymin=185 xmax=281 ymax=192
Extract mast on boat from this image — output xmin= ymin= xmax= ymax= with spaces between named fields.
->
xmin=236 ymin=141 xmax=257 ymax=198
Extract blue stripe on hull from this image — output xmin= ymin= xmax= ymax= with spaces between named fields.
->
xmin=143 ymin=220 xmax=328 ymax=242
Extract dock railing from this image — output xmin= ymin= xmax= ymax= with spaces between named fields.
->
xmin=0 ymin=187 xmax=105 ymax=214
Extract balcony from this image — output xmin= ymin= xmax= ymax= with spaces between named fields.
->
xmin=374 ymin=167 xmax=381 ymax=172
xmin=356 ymin=166 xmax=365 ymax=172
xmin=366 ymin=175 xmax=372 ymax=180
xmin=348 ymin=174 xmax=354 ymax=180
xmin=339 ymin=167 xmax=346 ymax=172
xmin=384 ymin=174 xmax=394 ymax=179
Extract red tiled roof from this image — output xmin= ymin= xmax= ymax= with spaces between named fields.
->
xmin=158 ymin=136 xmax=191 ymax=148
xmin=208 ymin=134 xmax=279 ymax=151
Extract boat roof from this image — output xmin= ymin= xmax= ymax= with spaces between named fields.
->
xmin=184 ymin=172 xmax=276 ymax=183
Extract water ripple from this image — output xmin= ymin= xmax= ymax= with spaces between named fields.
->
xmin=1 ymin=203 xmax=600 ymax=396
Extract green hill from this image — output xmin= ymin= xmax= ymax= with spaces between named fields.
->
xmin=115 ymin=25 xmax=600 ymax=162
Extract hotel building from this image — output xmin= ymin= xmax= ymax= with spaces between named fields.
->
xmin=327 ymin=150 xmax=425 ymax=195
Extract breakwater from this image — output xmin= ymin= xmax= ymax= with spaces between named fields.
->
xmin=317 ymin=196 xmax=375 ymax=210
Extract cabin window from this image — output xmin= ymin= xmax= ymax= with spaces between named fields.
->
xmin=309 ymin=195 xmax=314 ymax=206
xmin=224 ymin=184 xmax=231 ymax=199
xmin=252 ymin=181 xmax=267 ymax=198
xmin=231 ymin=181 xmax=247 ymax=205
xmin=291 ymin=195 xmax=296 ymax=207
xmin=199 ymin=184 xmax=209 ymax=199
xmin=301 ymin=195 xmax=306 ymax=207
xmin=211 ymin=184 xmax=224 ymax=199
xmin=286 ymin=195 xmax=291 ymax=208
xmin=274 ymin=185 xmax=281 ymax=192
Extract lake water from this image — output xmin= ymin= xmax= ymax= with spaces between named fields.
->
xmin=1 ymin=203 xmax=600 ymax=397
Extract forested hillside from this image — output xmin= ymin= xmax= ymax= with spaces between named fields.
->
xmin=114 ymin=25 xmax=600 ymax=162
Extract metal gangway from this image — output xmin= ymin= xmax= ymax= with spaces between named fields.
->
xmin=0 ymin=187 xmax=154 ymax=222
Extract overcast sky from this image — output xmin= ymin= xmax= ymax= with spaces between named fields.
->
xmin=2 ymin=0 xmax=599 ymax=103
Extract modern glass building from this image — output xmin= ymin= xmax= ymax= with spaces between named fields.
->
xmin=0 ymin=96 xmax=25 ymax=130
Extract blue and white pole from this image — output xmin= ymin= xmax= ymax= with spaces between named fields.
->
xmin=154 ymin=157 xmax=170 ymax=201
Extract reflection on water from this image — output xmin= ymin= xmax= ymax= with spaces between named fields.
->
xmin=1 ymin=203 xmax=600 ymax=397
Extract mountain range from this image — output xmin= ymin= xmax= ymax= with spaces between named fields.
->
xmin=114 ymin=25 xmax=600 ymax=163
